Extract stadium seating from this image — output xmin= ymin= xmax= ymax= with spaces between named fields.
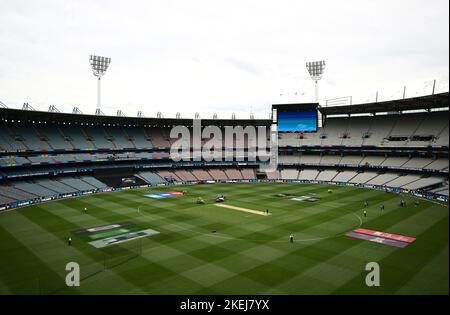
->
xmin=80 ymin=176 xmax=108 ymax=189
xmin=383 ymin=174 xmax=423 ymax=187
xmin=37 ymin=179 xmax=78 ymax=194
xmin=320 ymin=118 xmax=350 ymax=147
xmin=424 ymin=158 xmax=449 ymax=170
xmin=0 ymin=184 xmax=37 ymax=201
xmin=365 ymin=173 xmax=400 ymax=186
xmin=269 ymin=167 xmax=446 ymax=191
xmin=149 ymin=128 xmax=172 ymax=148
xmin=281 ymin=169 xmax=299 ymax=180
xmin=157 ymin=170 xmax=181 ymax=182
xmin=173 ymin=170 xmax=197 ymax=181
xmin=299 ymin=155 xmax=318 ymax=165
xmin=402 ymin=177 xmax=444 ymax=190
xmin=320 ymin=155 xmax=342 ymax=165
xmin=136 ymin=172 xmax=166 ymax=185
xmin=208 ymin=169 xmax=228 ymax=180
xmin=224 ymin=169 xmax=243 ymax=180
xmin=34 ymin=125 xmax=74 ymax=150
xmin=124 ymin=128 xmax=153 ymax=148
xmin=0 ymin=94 xmax=448 ymax=209
xmin=265 ymin=170 xmax=281 ymax=180
xmin=1 ymin=110 xmax=447 ymax=155
xmin=277 ymin=111 xmax=448 ymax=148
xmin=359 ymin=156 xmax=387 ymax=166
xmin=277 ymin=154 xmax=447 ymax=175
xmin=240 ymin=168 xmax=256 ymax=180
xmin=341 ymin=116 xmax=373 ymax=147
xmin=339 ymin=155 xmax=364 ymax=166
xmin=331 ymin=171 xmax=358 ymax=182
xmin=316 ymin=170 xmax=338 ymax=181
xmin=380 ymin=157 xmax=410 ymax=168
xmin=348 ymin=171 xmax=379 ymax=184
xmin=191 ymin=169 xmax=214 ymax=181
xmin=298 ymin=170 xmax=319 ymax=181
xmin=59 ymin=177 xmax=98 ymax=191
xmin=428 ymin=185 xmax=449 ymax=196
xmin=13 ymin=181 xmax=58 ymax=197
xmin=0 ymin=175 xmax=109 ymax=206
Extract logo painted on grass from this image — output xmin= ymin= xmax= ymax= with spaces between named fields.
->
xmin=88 ymin=229 xmax=160 ymax=248
xmin=290 ymin=196 xmax=320 ymax=202
xmin=346 ymin=229 xmax=416 ymax=248
xmin=65 ymin=262 xmax=80 ymax=287
xmin=365 ymin=262 xmax=380 ymax=287
xmin=71 ymin=221 xmax=160 ymax=248
xmin=144 ymin=191 xmax=184 ymax=199
xmin=354 ymin=228 xmax=416 ymax=243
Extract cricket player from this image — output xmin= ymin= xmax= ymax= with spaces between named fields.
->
xmin=84 ymin=207 xmax=87 ymax=214
xmin=380 ymin=204 xmax=385 ymax=212
xmin=364 ymin=201 xmax=368 ymax=208
xmin=290 ymin=234 xmax=294 ymax=243
xmin=68 ymin=237 xmax=72 ymax=246
xmin=363 ymin=210 xmax=367 ymax=218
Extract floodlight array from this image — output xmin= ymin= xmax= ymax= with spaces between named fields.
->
xmin=306 ymin=60 xmax=326 ymax=81
xmin=89 ymin=55 xmax=111 ymax=77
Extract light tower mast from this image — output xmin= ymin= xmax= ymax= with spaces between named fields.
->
xmin=306 ymin=60 xmax=326 ymax=128
xmin=306 ymin=60 xmax=326 ymax=103
xmin=89 ymin=55 xmax=111 ymax=115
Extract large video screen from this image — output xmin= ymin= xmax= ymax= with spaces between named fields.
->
xmin=277 ymin=110 xmax=318 ymax=132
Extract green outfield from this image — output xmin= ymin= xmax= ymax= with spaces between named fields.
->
xmin=0 ymin=182 xmax=448 ymax=294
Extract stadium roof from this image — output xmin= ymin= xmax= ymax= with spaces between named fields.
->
xmin=0 ymin=92 xmax=448 ymax=125
xmin=0 ymin=107 xmax=271 ymax=127
xmin=319 ymin=92 xmax=449 ymax=115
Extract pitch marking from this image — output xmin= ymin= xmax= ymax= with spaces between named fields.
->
xmin=214 ymin=203 xmax=271 ymax=216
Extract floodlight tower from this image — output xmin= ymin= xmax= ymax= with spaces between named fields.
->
xmin=306 ymin=60 xmax=326 ymax=103
xmin=89 ymin=55 xmax=111 ymax=115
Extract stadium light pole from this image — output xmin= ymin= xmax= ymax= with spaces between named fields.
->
xmin=306 ymin=61 xmax=326 ymax=103
xmin=89 ymin=55 xmax=111 ymax=115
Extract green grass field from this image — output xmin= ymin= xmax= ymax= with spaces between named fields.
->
xmin=0 ymin=182 xmax=448 ymax=295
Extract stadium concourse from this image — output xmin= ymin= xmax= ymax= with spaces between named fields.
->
xmin=0 ymin=92 xmax=448 ymax=209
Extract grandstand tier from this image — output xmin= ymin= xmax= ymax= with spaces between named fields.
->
xmin=0 ymin=92 xmax=448 ymax=209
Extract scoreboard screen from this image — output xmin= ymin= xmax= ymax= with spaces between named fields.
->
xmin=274 ymin=103 xmax=318 ymax=132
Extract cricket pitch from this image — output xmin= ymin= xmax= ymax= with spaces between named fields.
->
xmin=214 ymin=203 xmax=271 ymax=216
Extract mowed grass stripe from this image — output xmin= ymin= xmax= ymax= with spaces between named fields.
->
xmin=396 ymin=244 xmax=449 ymax=294
xmin=0 ymin=224 xmax=70 ymax=294
xmin=18 ymin=204 xmax=151 ymax=294
xmin=228 ymin=198 xmax=447 ymax=293
xmin=332 ymin=215 xmax=449 ymax=295
xmin=42 ymin=190 xmax=244 ymax=293
xmin=273 ymin=203 xmax=447 ymax=294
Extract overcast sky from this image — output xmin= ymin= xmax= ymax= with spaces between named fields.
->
xmin=0 ymin=0 xmax=448 ymax=119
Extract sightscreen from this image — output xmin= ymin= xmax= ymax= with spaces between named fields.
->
xmin=277 ymin=110 xmax=318 ymax=132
